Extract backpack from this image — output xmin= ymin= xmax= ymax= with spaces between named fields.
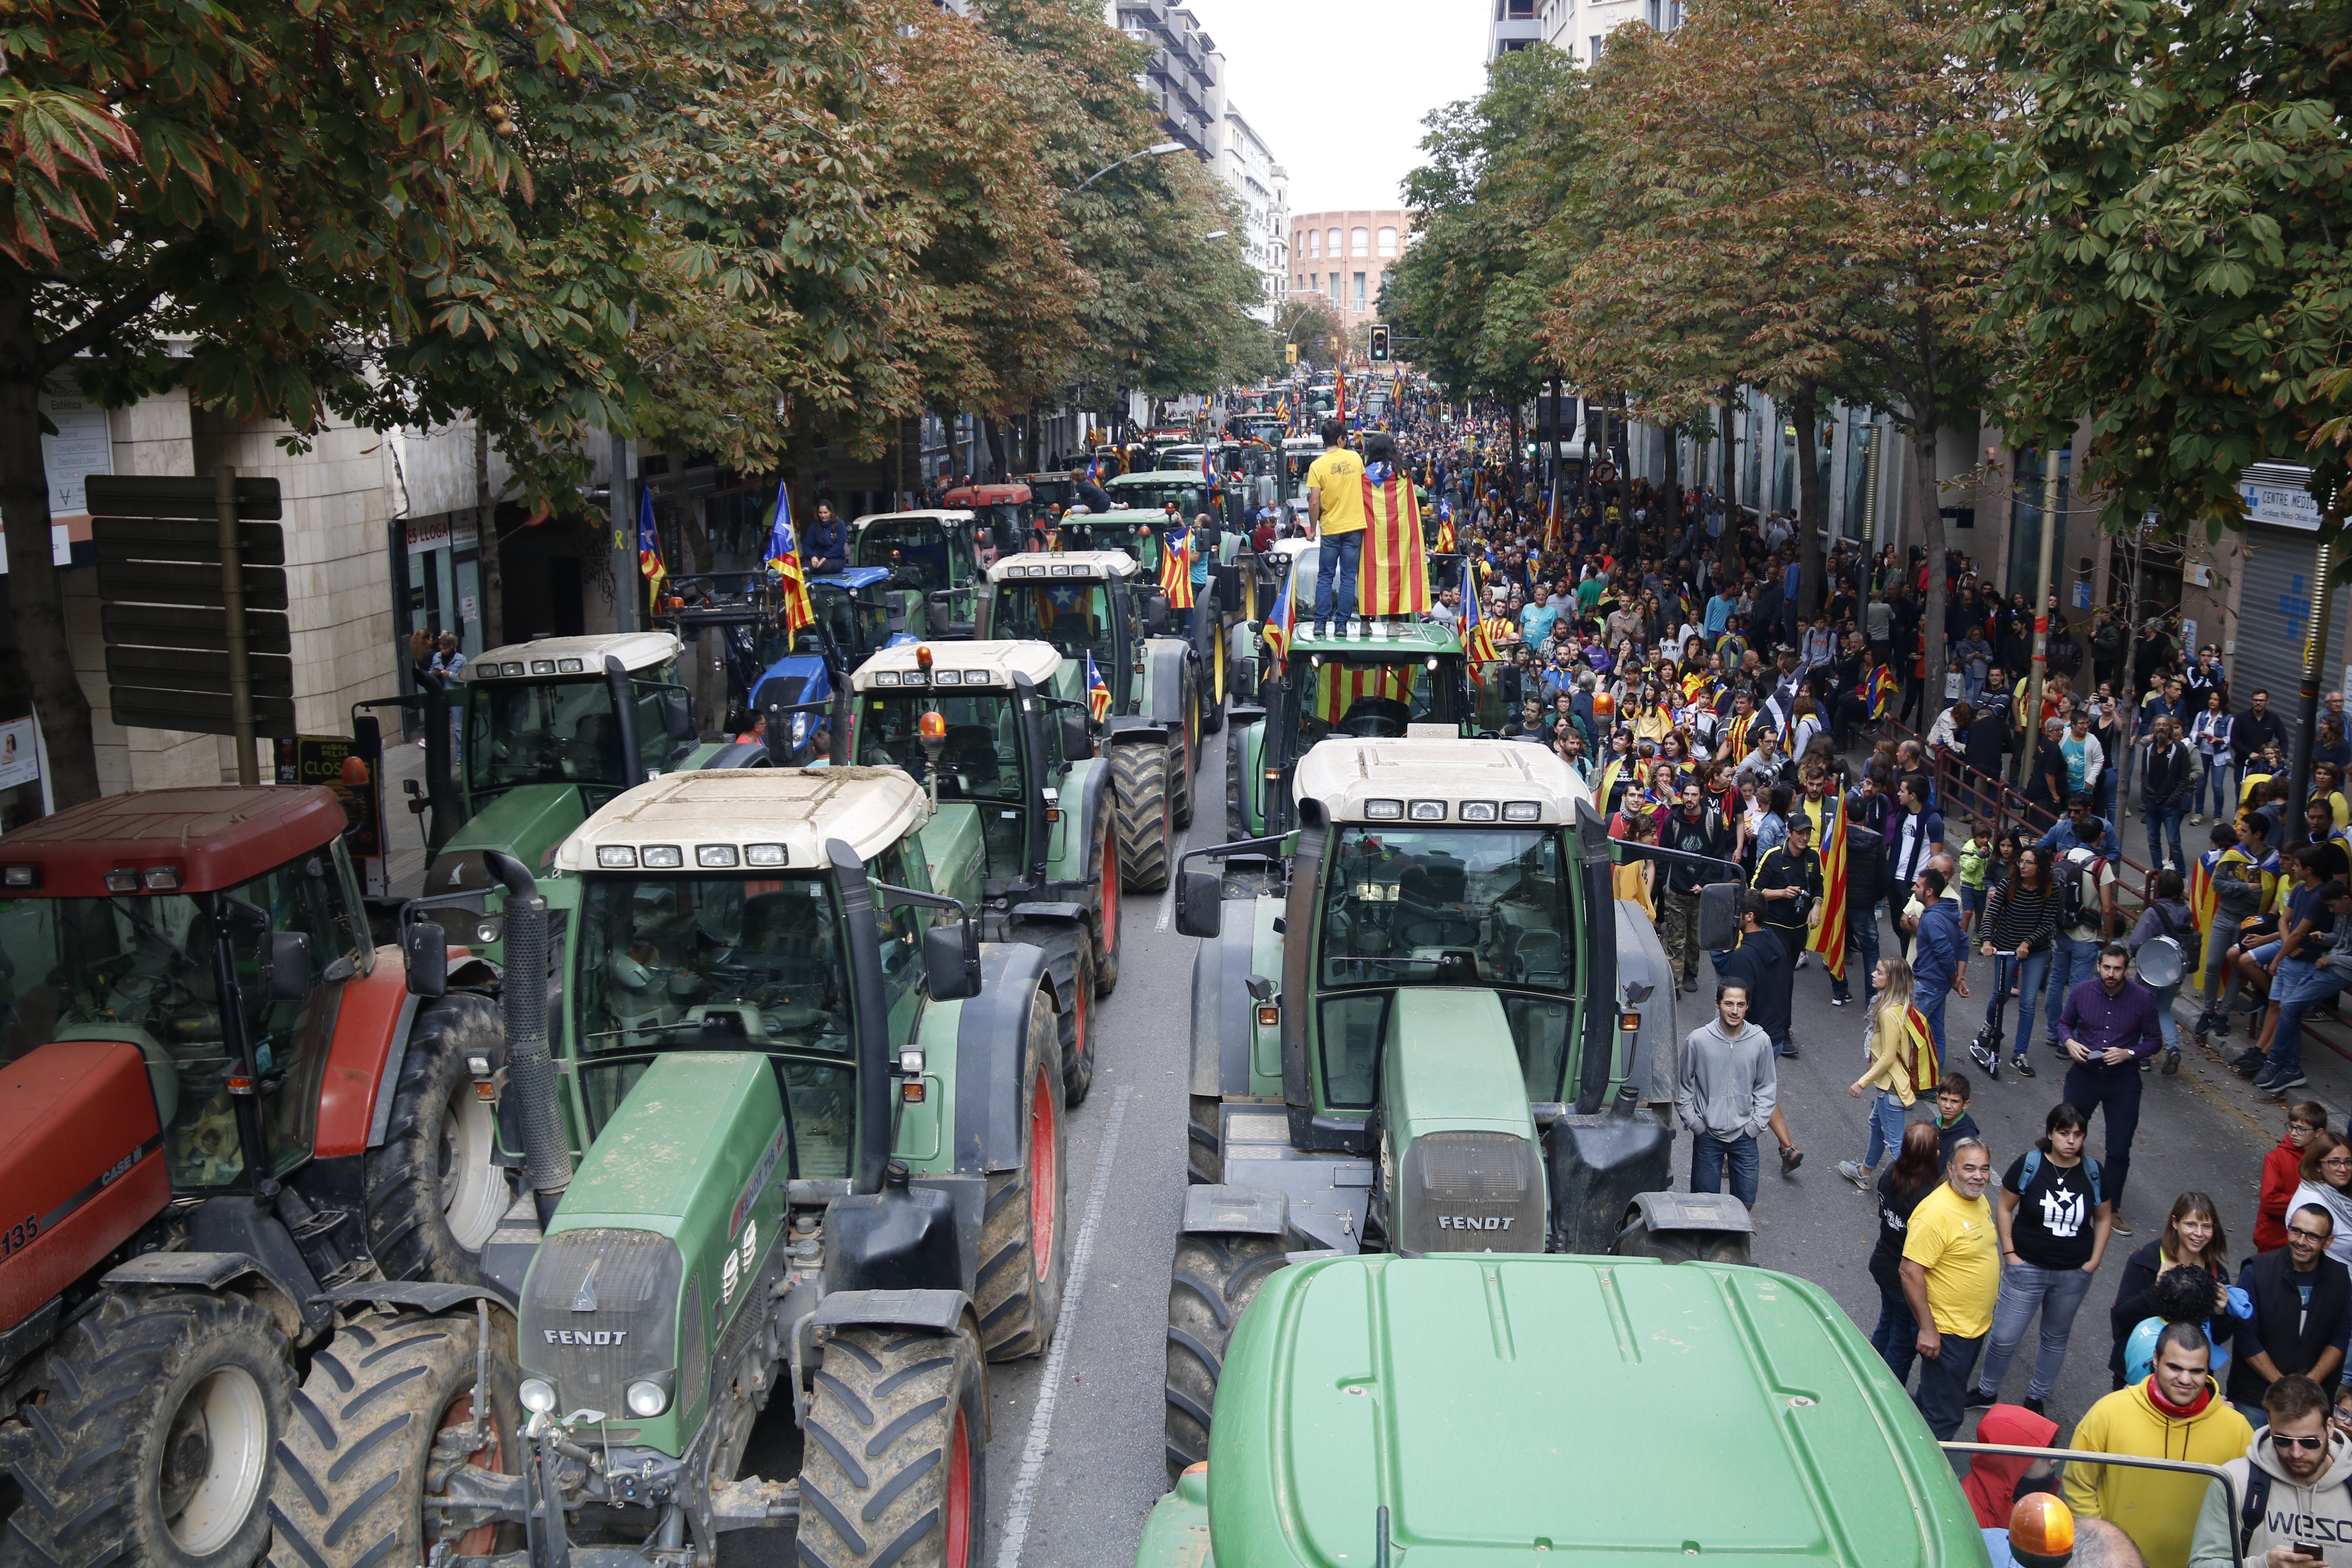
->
xmin=2018 ymin=1148 xmax=2104 ymax=1209
xmin=2239 ymin=1469 xmax=2271 ymax=1559
xmin=2054 ymin=845 xmax=2108 ymax=932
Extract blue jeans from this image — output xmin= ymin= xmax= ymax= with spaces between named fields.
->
xmin=1975 ymin=1260 xmax=2096 ymax=1403
xmin=1862 ymin=1090 xmax=1907 ymax=1171
xmin=1832 ymin=897 xmax=1884 ymax=1003
xmin=2044 ymin=935 xmax=2097 ymax=1046
xmin=1691 ymin=1132 xmax=1760 ymax=1208
xmin=2195 ymin=759 xmax=2232 ymax=818
xmin=2148 ymin=981 xmax=2181 ymax=1051
xmin=1986 ymin=949 xmax=2053 ymax=1052
xmin=2270 ymin=958 xmax=2350 ymax=1076
xmin=2144 ymin=802 xmax=2186 ymax=869
xmin=1873 ymin=1285 xmax=1920 ymax=1383
xmin=1913 ymin=1329 xmax=1987 ymax=1440
xmin=1915 ymin=984 xmax=1951 ymax=1063
xmin=1311 ymin=530 xmax=1362 ymax=630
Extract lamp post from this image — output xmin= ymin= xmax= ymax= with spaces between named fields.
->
xmin=1073 ymin=141 xmax=1184 ymax=193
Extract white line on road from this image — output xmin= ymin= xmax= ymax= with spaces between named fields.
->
xmin=994 ymin=1083 xmax=1131 ymax=1568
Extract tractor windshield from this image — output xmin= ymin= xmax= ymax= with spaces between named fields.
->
xmin=1290 ymin=656 xmax=1454 ymax=747
xmin=798 ymin=581 xmax=889 ymax=660
xmin=1111 ymin=478 xmax=1209 ymax=516
xmin=573 ymin=873 xmax=858 ymax=1177
xmin=462 ymin=679 xmax=630 ymax=794
xmin=856 ymin=692 xmax=1028 ymax=872
xmin=0 ymin=846 xmax=368 ymax=1189
xmin=856 ymin=518 xmax=955 ymax=593
xmin=1063 ymin=519 xmax=1157 ymax=567
xmin=1027 ymin=477 xmax=1076 ymax=511
xmin=992 ymin=580 xmax=1113 ymax=666
xmin=1312 ymin=825 xmax=1577 ymax=1108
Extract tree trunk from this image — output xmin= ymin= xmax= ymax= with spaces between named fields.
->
xmin=475 ymin=423 xmax=501 ymax=648
xmin=0 ymin=291 xmax=96 ymax=806
xmin=1910 ymin=420 xmax=1949 ymax=728
xmin=984 ymin=416 xmax=1010 ymax=484
xmin=1788 ymin=381 xmax=1827 ymax=619
xmin=1661 ymin=428 xmax=1682 ymax=537
xmin=1717 ymin=385 xmax=1740 ymax=579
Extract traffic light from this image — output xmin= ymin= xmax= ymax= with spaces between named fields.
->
xmin=1284 ymin=341 xmax=1298 ymax=364
xmin=1369 ymin=324 xmax=1391 ymax=362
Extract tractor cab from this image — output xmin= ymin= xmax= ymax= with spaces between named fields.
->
xmin=742 ymin=566 xmax=921 ymax=765
xmin=982 ymin=550 xmax=1143 ymax=680
xmin=1105 ymin=471 xmax=1211 ymax=519
xmin=1279 ymin=436 xmax=1322 ymax=528
xmin=454 ymin=633 xmax=692 ymax=808
xmin=942 ymin=481 xmax=1034 ymax=559
xmin=851 ymin=508 xmax=983 ymax=633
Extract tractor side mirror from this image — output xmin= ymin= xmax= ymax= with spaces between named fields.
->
xmin=924 ymin=921 xmax=981 ymax=1002
xmin=1143 ymin=592 xmax=1171 ymax=635
xmin=263 ymin=930 xmax=313 ymax=1000
xmin=1175 ymin=869 xmax=1222 ymax=939
xmin=1697 ymin=881 xmax=1740 ymax=951
xmin=404 ymin=922 xmax=448 ymax=997
xmin=1060 ymin=711 xmax=1093 ymax=760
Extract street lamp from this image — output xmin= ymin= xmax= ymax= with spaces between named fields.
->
xmin=1073 ymin=141 xmax=1185 ymax=192
xmin=1201 ymin=230 xmax=1229 ymax=241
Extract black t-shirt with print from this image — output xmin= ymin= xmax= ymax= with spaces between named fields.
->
xmin=2003 ymin=1149 xmax=2101 ymax=1270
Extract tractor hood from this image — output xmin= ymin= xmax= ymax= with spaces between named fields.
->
xmin=425 ymin=784 xmax=591 ymax=897
xmin=1206 ymin=1254 xmax=1980 ymax=1568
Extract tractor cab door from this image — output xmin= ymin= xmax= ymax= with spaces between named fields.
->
xmin=231 ymin=842 xmax=372 ymax=1177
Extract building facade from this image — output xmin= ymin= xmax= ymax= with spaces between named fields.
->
xmin=1289 ymin=210 xmax=1411 ymax=333
xmin=1537 ymin=0 xmax=1675 ymax=64
xmin=1489 ymin=0 xmax=1543 ymax=57
xmin=1218 ymin=108 xmax=1289 ymax=322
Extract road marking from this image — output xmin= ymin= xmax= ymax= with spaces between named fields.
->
xmin=994 ymin=1083 xmax=1131 ymax=1568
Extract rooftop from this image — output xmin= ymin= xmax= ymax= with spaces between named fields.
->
xmin=851 ymin=639 xmax=1062 ymax=690
xmin=468 ymin=632 xmax=681 ymax=679
xmin=987 ymin=551 xmax=1142 ymax=583
xmin=0 ymin=786 xmax=348 ymax=896
xmin=1294 ymin=737 xmax=1588 ymax=825
xmin=553 ymin=768 xmax=925 ymax=873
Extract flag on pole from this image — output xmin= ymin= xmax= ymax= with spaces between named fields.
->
xmin=1434 ymin=509 xmax=1456 ymax=555
xmin=637 ymin=485 xmax=666 ymax=604
xmin=1807 ymin=788 xmax=1849 ymax=981
xmin=1335 ymin=363 xmax=1347 ymax=426
xmin=1087 ymin=653 xmax=1112 ymax=722
xmin=1461 ymin=575 xmax=1496 ymax=664
xmin=2187 ymin=846 xmax=2221 ymax=987
xmin=764 ymin=480 xmax=814 ymax=638
xmin=1158 ymin=524 xmax=1195 ymax=610
xmin=1357 ymin=471 xmax=1430 ymax=616
xmin=1263 ymin=565 xmax=1297 ymax=662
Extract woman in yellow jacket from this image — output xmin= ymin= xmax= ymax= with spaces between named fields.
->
xmin=2062 ymin=1322 xmax=2254 ymax=1568
xmin=1837 ymin=956 xmax=1920 ymax=1190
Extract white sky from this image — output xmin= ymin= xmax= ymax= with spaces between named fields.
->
xmin=1174 ymin=1 xmax=1494 ymax=214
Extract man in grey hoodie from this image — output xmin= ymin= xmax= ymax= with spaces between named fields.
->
xmin=2189 ymin=1373 xmax=2352 ymax=1566
xmin=1678 ymin=981 xmax=1778 ymax=1209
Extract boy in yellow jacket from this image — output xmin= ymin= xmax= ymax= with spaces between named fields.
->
xmin=2064 ymin=1322 xmax=2255 ymax=1568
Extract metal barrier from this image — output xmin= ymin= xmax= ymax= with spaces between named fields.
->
xmin=1939 ymin=1443 xmax=2249 ymax=1566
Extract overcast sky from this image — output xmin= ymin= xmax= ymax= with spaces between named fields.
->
xmin=1171 ymin=1 xmax=1494 ymax=215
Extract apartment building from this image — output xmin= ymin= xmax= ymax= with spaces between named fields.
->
xmin=1537 ymin=0 xmax=1676 ymax=64
xmin=1488 ymin=0 xmax=1543 ymax=57
xmin=1289 ymin=211 xmax=1411 ymax=331
xmin=1218 ymin=108 xmax=1290 ymax=321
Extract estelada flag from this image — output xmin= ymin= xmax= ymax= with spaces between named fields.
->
xmin=636 ymin=485 xmax=666 ymax=604
xmin=1434 ymin=514 xmax=1456 ymax=555
xmin=1901 ymin=1003 xmax=1941 ymax=1094
xmin=1086 ymin=653 xmax=1112 ymax=722
xmin=1461 ymin=579 xmax=1496 ymax=664
xmin=2188 ymin=846 xmax=2221 ymax=987
xmin=1158 ymin=525 xmax=1195 ymax=611
xmin=1262 ymin=567 xmax=1297 ymax=662
xmin=1807 ymin=788 xmax=1848 ymax=982
xmin=1315 ymin=662 xmax=1410 ymax=721
xmin=762 ymin=479 xmax=813 ymax=638
xmin=1868 ymin=664 xmax=1899 ymax=720
xmin=1357 ymin=473 xmax=1430 ymax=615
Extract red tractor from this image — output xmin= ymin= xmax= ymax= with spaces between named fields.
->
xmin=0 ymin=786 xmax=513 ymax=1568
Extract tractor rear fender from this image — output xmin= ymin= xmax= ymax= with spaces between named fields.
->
xmin=1140 ymin=638 xmax=1191 ymax=728
xmin=100 ymin=1251 xmax=307 ymax=1343
xmin=1001 ymin=913 xmax=1082 ymax=1038
xmin=185 ymin=1191 xmax=332 ymax=1338
xmin=812 ymin=1288 xmax=975 ymax=1338
xmin=1180 ymin=1185 xmax=1289 ymax=1238
xmin=951 ymin=941 xmax=1055 ymax=1176
xmin=311 ymin=1278 xmax=520 ymax=1317
xmin=313 ymin=948 xmax=420 ymax=1157
xmin=1622 ymin=1191 xmax=1755 ymax=1239
xmin=1103 ymin=716 xmax=1167 ymax=745
xmin=1045 ymin=757 xmax=1111 ymax=886
xmin=1188 ymin=900 xmax=1261 ymax=1100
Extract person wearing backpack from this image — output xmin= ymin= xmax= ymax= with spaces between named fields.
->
xmin=2187 ymin=1374 xmax=2352 ymax=1568
xmin=2038 ymin=798 xmax=2122 ymax=1060
xmin=2129 ymin=867 xmax=2196 ymax=1075
xmin=1972 ymin=1103 xmax=2115 ymax=1416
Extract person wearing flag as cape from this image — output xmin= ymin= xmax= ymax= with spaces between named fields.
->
xmin=1357 ymin=431 xmax=1430 ymax=619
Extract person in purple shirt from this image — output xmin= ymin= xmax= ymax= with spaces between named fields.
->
xmin=2059 ymin=943 xmax=2165 ymax=1238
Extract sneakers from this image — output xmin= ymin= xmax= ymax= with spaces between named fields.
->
xmin=2011 ymin=1053 xmax=2036 ymax=1078
xmin=2272 ymin=1069 xmax=2310 ymax=1093
xmin=1968 ymin=1038 xmax=2000 ymax=1078
xmin=1838 ymin=1160 xmax=1871 ymax=1190
xmin=1779 ymin=1041 xmax=1801 ymax=1060
xmin=2111 ymin=1213 xmax=2134 ymax=1237
xmin=1964 ymin=1386 xmax=1996 ymax=1410
xmin=1681 ymin=975 xmax=1699 ymax=993
xmin=2162 ymin=1049 xmax=2180 ymax=1076
xmin=1780 ymin=1146 xmax=1804 ymax=1176
xmin=2253 ymin=1065 xmax=2282 ymax=1091
xmin=2232 ymin=1047 xmax=2267 ymax=1077
xmin=1829 ymin=993 xmax=1850 ymax=1007
xmin=2023 ymin=1395 xmax=2047 ymax=1416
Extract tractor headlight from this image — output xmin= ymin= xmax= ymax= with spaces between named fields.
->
xmin=626 ymin=1379 xmax=671 ymax=1417
xmin=519 ymin=1378 xmax=558 ymax=1415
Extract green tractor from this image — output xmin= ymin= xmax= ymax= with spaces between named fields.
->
xmin=1137 ymin=1254 xmax=1996 ymax=1568
xmin=1166 ymin=736 xmax=1744 ymax=1477
xmin=851 ymin=508 xmax=991 ymax=636
xmin=1073 ymin=471 xmax=1265 ymax=723
xmin=842 ymin=638 xmax=1122 ymax=1102
xmin=980 ymin=551 xmax=1200 ymax=891
xmin=409 ymin=632 xmax=740 ymax=956
xmin=267 ymin=767 xmax=1074 ymax=1567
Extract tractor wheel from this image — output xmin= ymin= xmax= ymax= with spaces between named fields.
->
xmin=975 ymin=989 xmax=1069 ymax=1361
xmin=4 ymin=1289 xmax=289 ymax=1568
xmin=799 ymin=1322 xmax=987 ymax=1568
xmin=363 ymin=992 xmax=512 ymax=1287
xmin=1163 ymin=1232 xmax=1289 ymax=1483
xmin=1612 ymin=1210 xmax=1754 ymax=1267
xmin=1171 ymin=673 xmax=1199 ymax=830
xmin=1061 ymin=932 xmax=1098 ymax=1109
xmin=1093 ymin=815 xmax=1120 ymax=997
xmin=1202 ymin=621 xmax=1227 ymax=735
xmin=1111 ymin=741 xmax=1172 ymax=893
xmin=1224 ymin=725 xmax=1248 ymax=841
xmin=1228 ymin=622 xmax=1258 ymax=703
xmin=1187 ymin=1095 xmax=1223 ymax=1186
xmin=265 ymin=1309 xmax=521 ymax=1568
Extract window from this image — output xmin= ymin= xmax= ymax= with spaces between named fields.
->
xmin=1645 ymin=0 xmax=1658 ymax=25
xmin=1377 ymin=226 xmax=1397 ymax=257
xmin=1307 ymin=228 xmax=1319 ymax=258
xmin=1353 ymin=272 xmax=1366 ymax=311
xmin=1326 ymin=227 xmax=1341 ymax=258
xmin=1590 ymin=33 xmax=1603 ymax=57
xmin=1351 ymin=227 xmax=1369 ymax=256
xmin=1309 ymin=273 xmax=1318 ymax=293
xmin=1506 ymin=0 xmax=1537 ymax=15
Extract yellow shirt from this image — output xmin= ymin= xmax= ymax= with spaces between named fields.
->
xmin=1900 ymin=1182 xmax=1999 ymax=1338
xmin=1307 ymin=448 xmax=1367 ymax=536
xmin=1612 ymin=860 xmax=1654 ymax=918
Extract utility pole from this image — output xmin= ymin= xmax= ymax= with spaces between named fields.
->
xmin=2020 ymin=445 xmax=2060 ymax=791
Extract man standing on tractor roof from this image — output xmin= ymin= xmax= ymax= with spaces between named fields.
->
xmin=1305 ymin=416 xmax=1367 ymax=637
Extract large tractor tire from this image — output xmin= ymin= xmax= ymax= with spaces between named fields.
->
xmin=1612 ymin=1210 xmax=1754 ymax=1267
xmin=1201 ymin=616 xmax=1227 ymax=736
xmin=1187 ymin=1095 xmax=1223 ymax=1187
xmin=363 ymin=992 xmax=512 ymax=1288
xmin=1092 ymin=814 xmax=1120 ymax=998
xmin=4 ymin=1289 xmax=289 ymax=1568
xmin=1061 ymin=931 xmax=1099 ymax=1109
xmin=1171 ymin=671 xmax=1200 ymax=831
xmin=1228 ymin=622 xmax=1258 ymax=704
xmin=1163 ymin=1232 xmax=1289 ymax=1483
xmin=975 ymin=989 xmax=1069 ymax=1361
xmin=798 ymin=1322 xmax=987 ymax=1568
xmin=1111 ymin=741 xmax=1172 ymax=893
xmin=265 ymin=1309 xmax=522 ymax=1568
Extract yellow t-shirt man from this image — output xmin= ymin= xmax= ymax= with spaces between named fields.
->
xmin=1306 ymin=446 xmax=1367 ymax=537
xmin=1900 ymin=1180 xmax=1999 ymax=1339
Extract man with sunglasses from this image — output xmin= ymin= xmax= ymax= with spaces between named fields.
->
xmin=2189 ymin=1373 xmax=2352 ymax=1568
xmin=2227 ymin=1205 xmax=2352 ymax=1426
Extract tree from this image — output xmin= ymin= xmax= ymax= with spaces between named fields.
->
xmin=1280 ymin=297 xmax=1346 ymax=372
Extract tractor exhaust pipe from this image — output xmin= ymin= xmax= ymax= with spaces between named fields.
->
xmin=484 ymin=851 xmax=571 ymax=1225
xmin=606 ymin=655 xmax=644 ymax=788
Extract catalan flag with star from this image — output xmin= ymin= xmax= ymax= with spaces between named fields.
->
xmin=637 ymin=486 xmax=666 ymax=604
xmin=1158 ymin=523 xmax=1195 ymax=611
xmin=1357 ymin=469 xmax=1430 ymax=616
xmin=1868 ymin=663 xmax=1899 ymax=721
xmin=1087 ymin=653 xmax=1111 ymax=722
xmin=763 ymin=480 xmax=814 ymax=638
